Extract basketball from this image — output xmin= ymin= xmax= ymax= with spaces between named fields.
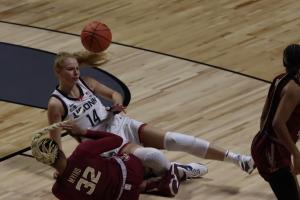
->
xmin=80 ymin=21 xmax=112 ymax=52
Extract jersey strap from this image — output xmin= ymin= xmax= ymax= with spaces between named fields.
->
xmin=261 ymin=73 xmax=293 ymax=143
xmin=113 ymin=156 xmax=129 ymax=200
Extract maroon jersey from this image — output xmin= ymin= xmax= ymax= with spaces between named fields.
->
xmin=52 ymin=130 xmax=144 ymax=200
xmin=251 ymin=73 xmax=300 ymax=180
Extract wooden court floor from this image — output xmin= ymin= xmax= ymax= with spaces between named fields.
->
xmin=1 ymin=1 xmax=300 ymax=199
xmin=0 ymin=22 xmax=272 ymax=200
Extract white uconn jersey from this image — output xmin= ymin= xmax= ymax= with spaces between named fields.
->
xmin=51 ymin=78 xmax=109 ymax=131
xmin=52 ymin=78 xmax=144 ymax=152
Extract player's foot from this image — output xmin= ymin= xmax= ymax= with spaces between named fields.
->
xmin=237 ymin=155 xmax=255 ymax=174
xmin=172 ymin=162 xmax=208 ymax=180
xmin=144 ymin=164 xmax=180 ymax=197
xmin=166 ymin=164 xmax=180 ymax=196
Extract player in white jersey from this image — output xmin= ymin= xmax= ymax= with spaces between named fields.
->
xmin=48 ymin=51 xmax=254 ymax=180
xmin=51 ymin=78 xmax=109 ymax=131
xmin=51 ymin=77 xmax=144 ymax=151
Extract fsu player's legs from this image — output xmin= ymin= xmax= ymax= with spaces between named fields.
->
xmin=120 ymin=143 xmax=171 ymax=176
xmin=119 ymin=154 xmax=144 ymax=200
xmin=251 ymin=133 xmax=300 ymax=200
xmin=268 ymin=167 xmax=300 ymax=200
xmin=120 ymin=144 xmax=181 ymax=198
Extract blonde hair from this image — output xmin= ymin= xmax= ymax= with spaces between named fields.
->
xmin=31 ymin=133 xmax=59 ymax=165
xmin=54 ymin=51 xmax=108 ymax=72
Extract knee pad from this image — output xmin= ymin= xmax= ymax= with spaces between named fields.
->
xmin=133 ymin=147 xmax=170 ymax=176
xmin=164 ymin=132 xmax=210 ymax=158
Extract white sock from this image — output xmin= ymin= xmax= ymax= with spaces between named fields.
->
xmin=224 ymin=150 xmax=240 ymax=165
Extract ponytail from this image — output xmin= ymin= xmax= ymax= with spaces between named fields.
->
xmin=54 ymin=51 xmax=108 ymax=72
xmin=73 ymin=51 xmax=108 ymax=67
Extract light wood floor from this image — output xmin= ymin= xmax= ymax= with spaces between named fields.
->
xmin=1 ymin=1 xmax=300 ymax=199
xmin=0 ymin=22 xmax=272 ymax=200
xmin=1 ymin=0 xmax=299 ymax=81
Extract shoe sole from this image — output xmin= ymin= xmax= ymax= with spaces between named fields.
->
xmin=169 ymin=165 xmax=180 ymax=196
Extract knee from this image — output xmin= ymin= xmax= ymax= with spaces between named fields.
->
xmin=164 ymin=132 xmax=195 ymax=150
xmin=133 ymin=147 xmax=169 ymax=175
xmin=164 ymin=132 xmax=209 ymax=157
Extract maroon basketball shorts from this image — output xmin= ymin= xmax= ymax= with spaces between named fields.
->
xmin=251 ymin=132 xmax=291 ymax=181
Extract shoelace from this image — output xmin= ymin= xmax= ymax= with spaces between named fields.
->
xmin=188 ymin=168 xmax=202 ymax=176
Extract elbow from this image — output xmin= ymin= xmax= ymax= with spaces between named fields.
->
xmin=116 ymin=136 xmax=123 ymax=146
xmin=112 ymin=92 xmax=123 ymax=103
xmin=112 ymin=134 xmax=123 ymax=147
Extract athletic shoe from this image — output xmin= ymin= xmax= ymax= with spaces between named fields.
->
xmin=172 ymin=162 xmax=208 ymax=179
xmin=144 ymin=164 xmax=180 ymax=197
xmin=238 ymin=155 xmax=255 ymax=174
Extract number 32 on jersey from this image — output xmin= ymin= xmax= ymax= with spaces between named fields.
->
xmin=75 ymin=166 xmax=101 ymax=195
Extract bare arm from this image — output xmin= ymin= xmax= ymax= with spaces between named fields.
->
xmin=48 ymin=97 xmax=65 ymax=149
xmin=82 ymin=76 xmax=123 ymax=105
xmin=272 ymin=81 xmax=300 ymax=173
xmin=76 ymin=130 xmax=123 ymax=155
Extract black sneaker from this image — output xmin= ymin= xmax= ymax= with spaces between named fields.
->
xmin=144 ymin=164 xmax=180 ymax=197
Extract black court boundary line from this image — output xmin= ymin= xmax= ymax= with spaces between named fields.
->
xmin=0 ymin=20 xmax=271 ymax=162
xmin=0 ymin=20 xmax=272 ymax=84
xmin=0 ymin=132 xmax=68 ymax=162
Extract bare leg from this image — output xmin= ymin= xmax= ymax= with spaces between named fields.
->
xmin=140 ymin=125 xmax=166 ymax=148
xmin=205 ymin=143 xmax=226 ymax=161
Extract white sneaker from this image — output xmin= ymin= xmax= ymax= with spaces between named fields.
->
xmin=172 ymin=162 xmax=208 ymax=179
xmin=237 ymin=155 xmax=255 ymax=174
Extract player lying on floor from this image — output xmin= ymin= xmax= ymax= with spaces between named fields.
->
xmin=31 ymin=129 xmax=182 ymax=200
xmin=60 ymin=119 xmax=207 ymax=181
xmin=48 ymin=51 xmax=254 ymax=180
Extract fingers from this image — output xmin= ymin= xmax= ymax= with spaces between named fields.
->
xmin=107 ymin=104 xmax=127 ymax=114
xmin=58 ymin=121 xmax=84 ymax=135
xmin=59 ymin=121 xmax=75 ymax=131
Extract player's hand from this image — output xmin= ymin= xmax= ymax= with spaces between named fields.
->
xmin=59 ymin=121 xmax=86 ymax=136
xmin=53 ymin=170 xmax=60 ymax=179
xmin=103 ymin=104 xmax=127 ymax=123
xmin=106 ymin=104 xmax=127 ymax=114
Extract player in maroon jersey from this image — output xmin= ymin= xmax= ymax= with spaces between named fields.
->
xmin=31 ymin=129 xmax=181 ymax=200
xmin=251 ymin=44 xmax=300 ymax=200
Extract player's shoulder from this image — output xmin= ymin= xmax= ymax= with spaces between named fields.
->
xmin=48 ymin=95 xmax=64 ymax=107
xmin=81 ymin=76 xmax=96 ymax=88
xmin=47 ymin=96 xmax=66 ymax=118
xmin=283 ymin=79 xmax=300 ymax=101
xmin=81 ymin=76 xmax=95 ymax=84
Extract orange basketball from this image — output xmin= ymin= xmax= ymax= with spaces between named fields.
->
xmin=81 ymin=21 xmax=112 ymax=52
